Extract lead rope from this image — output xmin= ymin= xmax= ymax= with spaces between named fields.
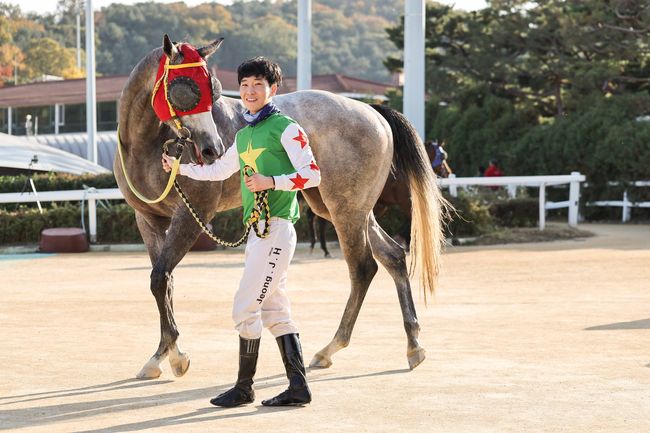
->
xmin=172 ymin=164 xmax=271 ymax=248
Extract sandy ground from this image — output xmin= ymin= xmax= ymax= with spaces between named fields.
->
xmin=1 ymin=223 xmax=649 ymax=433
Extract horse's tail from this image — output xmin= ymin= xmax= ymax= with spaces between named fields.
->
xmin=371 ymin=104 xmax=449 ymax=303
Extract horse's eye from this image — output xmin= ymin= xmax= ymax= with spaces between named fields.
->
xmin=167 ymin=76 xmax=201 ymax=112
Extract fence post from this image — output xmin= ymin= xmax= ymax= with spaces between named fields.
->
xmin=88 ymin=198 xmax=97 ymax=243
xmin=448 ymin=173 xmax=457 ymax=197
xmin=539 ymin=183 xmax=546 ymax=231
xmin=622 ymin=190 xmax=631 ymax=223
xmin=568 ymin=171 xmax=580 ymax=227
xmin=507 ymin=184 xmax=517 ymax=198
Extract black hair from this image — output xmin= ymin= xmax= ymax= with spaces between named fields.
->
xmin=237 ymin=56 xmax=282 ymax=86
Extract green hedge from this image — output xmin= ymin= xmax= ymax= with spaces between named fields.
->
xmin=0 ymin=195 xmax=540 ymax=245
xmin=0 ymin=203 xmax=348 ymax=245
xmin=489 ymin=198 xmax=539 ymax=228
xmin=0 ymin=172 xmax=117 ymax=193
xmin=0 ymin=203 xmax=140 ymax=244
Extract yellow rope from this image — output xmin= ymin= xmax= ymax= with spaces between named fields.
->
xmin=116 ymin=125 xmax=181 ymax=204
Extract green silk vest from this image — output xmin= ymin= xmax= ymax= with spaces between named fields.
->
xmin=236 ymin=113 xmax=300 ymax=225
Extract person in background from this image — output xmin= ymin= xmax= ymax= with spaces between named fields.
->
xmin=484 ymin=159 xmax=503 ymax=177
xmin=484 ymin=159 xmax=503 ymax=190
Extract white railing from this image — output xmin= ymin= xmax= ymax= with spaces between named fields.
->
xmin=438 ymin=172 xmax=586 ymax=230
xmin=586 ymin=181 xmax=650 ymax=222
xmin=0 ymin=172 xmax=587 ymax=242
xmin=0 ymin=188 xmax=124 ymax=242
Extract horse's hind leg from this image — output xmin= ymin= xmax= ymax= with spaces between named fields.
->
xmin=310 ymin=211 xmax=378 ymax=368
xmin=135 ymin=210 xmax=201 ymax=379
xmin=319 ymin=217 xmax=331 ymax=257
xmin=367 ymin=213 xmax=425 ymax=369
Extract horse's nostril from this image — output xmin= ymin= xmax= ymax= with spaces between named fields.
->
xmin=202 ymin=148 xmax=217 ymax=159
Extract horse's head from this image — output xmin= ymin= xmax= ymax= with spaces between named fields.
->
xmin=152 ymin=34 xmax=225 ymax=165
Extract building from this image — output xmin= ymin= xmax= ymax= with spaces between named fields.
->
xmin=0 ymin=68 xmax=395 ymax=136
xmin=0 ymin=69 xmax=395 ymax=170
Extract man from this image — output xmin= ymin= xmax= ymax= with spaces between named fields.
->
xmin=162 ymin=56 xmax=320 ymax=407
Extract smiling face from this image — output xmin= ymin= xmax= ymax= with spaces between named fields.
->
xmin=239 ymin=75 xmax=277 ymax=114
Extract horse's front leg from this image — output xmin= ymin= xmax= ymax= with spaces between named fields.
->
xmin=136 ymin=209 xmax=203 ymax=379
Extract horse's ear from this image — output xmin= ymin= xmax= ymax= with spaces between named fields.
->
xmin=197 ymin=37 xmax=224 ymax=60
xmin=163 ymin=34 xmax=180 ymax=62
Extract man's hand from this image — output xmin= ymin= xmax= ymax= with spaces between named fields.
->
xmin=245 ymin=173 xmax=274 ymax=192
xmin=162 ymin=154 xmax=175 ymax=173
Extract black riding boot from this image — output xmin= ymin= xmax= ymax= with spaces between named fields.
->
xmin=262 ymin=333 xmax=312 ymax=406
xmin=210 ymin=336 xmax=260 ymax=407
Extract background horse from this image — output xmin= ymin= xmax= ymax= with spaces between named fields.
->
xmin=307 ymin=141 xmax=452 ymax=256
xmin=115 ymin=36 xmax=446 ymax=379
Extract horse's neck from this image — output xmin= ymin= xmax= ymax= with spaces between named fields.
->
xmin=119 ymin=53 xmax=168 ymax=154
xmin=213 ymin=97 xmax=245 ymax=147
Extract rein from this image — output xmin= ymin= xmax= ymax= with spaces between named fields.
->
xmin=173 ymin=165 xmax=271 ymax=248
xmin=116 ymin=125 xmax=185 ymax=204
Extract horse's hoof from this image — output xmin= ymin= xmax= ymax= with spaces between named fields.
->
xmin=136 ymin=361 xmax=162 ymax=379
xmin=170 ymin=353 xmax=191 ymax=377
xmin=407 ymin=347 xmax=426 ymax=370
xmin=309 ymin=353 xmax=332 ymax=369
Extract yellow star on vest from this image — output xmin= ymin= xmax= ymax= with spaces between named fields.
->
xmin=239 ymin=141 xmax=266 ymax=172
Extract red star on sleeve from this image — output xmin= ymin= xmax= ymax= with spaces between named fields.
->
xmin=309 ymin=161 xmax=320 ymax=171
xmin=293 ymin=129 xmax=308 ymax=149
xmin=289 ymin=173 xmax=309 ymax=190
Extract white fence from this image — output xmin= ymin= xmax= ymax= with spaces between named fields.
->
xmin=586 ymin=181 xmax=650 ymax=222
xmin=438 ymin=172 xmax=586 ymax=230
xmin=0 ymin=172 xmax=586 ymax=243
xmin=0 ymin=188 xmax=123 ymax=242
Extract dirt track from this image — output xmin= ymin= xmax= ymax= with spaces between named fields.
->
xmin=1 ymin=223 xmax=649 ymax=432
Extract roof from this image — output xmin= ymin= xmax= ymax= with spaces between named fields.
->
xmin=0 ymin=69 xmax=394 ymax=108
xmin=0 ymin=75 xmax=128 ymax=107
xmin=32 ymin=132 xmax=118 ymax=170
xmin=0 ymin=133 xmax=109 ymax=175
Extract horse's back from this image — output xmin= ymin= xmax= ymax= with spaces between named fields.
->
xmin=274 ymin=90 xmax=393 ymax=209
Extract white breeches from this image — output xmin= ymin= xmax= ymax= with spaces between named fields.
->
xmin=233 ymin=217 xmax=299 ymax=339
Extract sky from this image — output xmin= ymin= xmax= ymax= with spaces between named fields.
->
xmin=8 ymin=0 xmax=488 ymax=15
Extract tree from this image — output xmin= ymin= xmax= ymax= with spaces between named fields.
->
xmin=386 ymin=0 xmax=650 ymax=117
xmin=23 ymin=37 xmax=79 ymax=79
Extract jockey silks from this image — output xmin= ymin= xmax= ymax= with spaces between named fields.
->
xmin=178 ymin=109 xmax=321 ymax=226
xmin=235 ymin=112 xmax=320 ymax=225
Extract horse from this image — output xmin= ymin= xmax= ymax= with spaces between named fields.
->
xmin=307 ymin=141 xmax=452 ymax=256
xmin=114 ymin=35 xmax=446 ymax=380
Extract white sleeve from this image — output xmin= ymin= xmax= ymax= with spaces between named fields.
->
xmin=273 ymin=122 xmax=322 ymax=191
xmin=178 ymin=141 xmax=239 ymax=181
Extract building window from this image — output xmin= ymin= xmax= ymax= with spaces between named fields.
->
xmin=12 ymin=106 xmax=54 ymax=135
xmin=0 ymin=108 xmax=7 ymax=134
xmin=98 ymin=100 xmax=117 ymax=131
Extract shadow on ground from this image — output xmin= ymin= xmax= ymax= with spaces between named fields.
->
xmin=585 ymin=318 xmax=650 ymax=330
xmin=0 ymin=369 xmax=409 ymax=432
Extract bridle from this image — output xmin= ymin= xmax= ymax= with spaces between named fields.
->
xmin=117 ymin=43 xmax=271 ymax=245
xmin=116 ymin=46 xmax=211 ymax=204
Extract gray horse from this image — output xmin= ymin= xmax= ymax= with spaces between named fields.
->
xmin=114 ymin=35 xmax=446 ymax=379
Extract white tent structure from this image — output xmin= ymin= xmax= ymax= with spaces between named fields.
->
xmin=0 ymin=133 xmax=109 ymax=175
